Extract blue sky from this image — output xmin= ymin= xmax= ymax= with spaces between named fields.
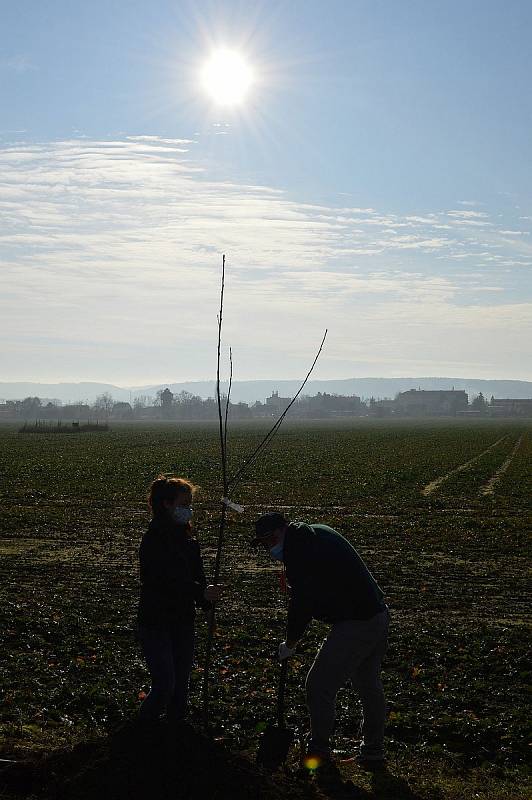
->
xmin=1 ymin=0 xmax=531 ymax=383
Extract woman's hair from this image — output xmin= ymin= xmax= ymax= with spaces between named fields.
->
xmin=148 ymin=475 xmax=198 ymax=518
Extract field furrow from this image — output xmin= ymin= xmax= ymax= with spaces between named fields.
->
xmin=421 ymin=435 xmax=509 ymax=496
xmin=480 ymin=435 xmax=524 ymax=496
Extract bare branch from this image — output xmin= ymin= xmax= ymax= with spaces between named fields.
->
xmin=224 ymin=346 xmax=233 ymax=475
xmin=227 ymin=329 xmax=328 ymax=490
xmin=215 ymin=255 xmax=227 ymax=494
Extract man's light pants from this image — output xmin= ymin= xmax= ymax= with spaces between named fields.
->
xmin=305 ymin=608 xmax=390 ymax=759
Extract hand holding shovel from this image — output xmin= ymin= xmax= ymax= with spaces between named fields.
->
xmin=256 ymin=643 xmax=295 ymax=769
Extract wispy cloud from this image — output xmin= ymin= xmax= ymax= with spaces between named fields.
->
xmin=1 ymin=54 xmax=36 ymax=73
xmin=0 ymin=137 xmax=530 ymax=381
xmin=446 ymin=210 xmax=493 ymax=228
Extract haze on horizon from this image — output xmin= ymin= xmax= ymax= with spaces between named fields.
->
xmin=1 ymin=1 xmax=531 ymax=385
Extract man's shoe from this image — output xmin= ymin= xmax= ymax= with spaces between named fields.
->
xmin=312 ymin=757 xmax=347 ymax=791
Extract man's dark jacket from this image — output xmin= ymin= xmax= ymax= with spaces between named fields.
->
xmin=283 ymin=523 xmax=385 ymax=642
xmin=138 ymin=516 xmax=210 ymax=628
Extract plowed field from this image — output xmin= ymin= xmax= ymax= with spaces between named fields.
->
xmin=1 ymin=421 xmax=530 ymax=799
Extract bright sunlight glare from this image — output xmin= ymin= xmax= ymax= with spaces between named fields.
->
xmin=201 ymin=49 xmax=254 ymax=106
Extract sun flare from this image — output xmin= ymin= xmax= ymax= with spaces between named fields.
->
xmin=201 ymin=49 xmax=254 ymax=106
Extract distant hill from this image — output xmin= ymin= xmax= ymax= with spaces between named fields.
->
xmin=0 ymin=382 xmax=132 ymax=404
xmin=1 ymin=377 xmax=532 ymax=404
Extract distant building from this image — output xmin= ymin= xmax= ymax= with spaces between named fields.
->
xmin=489 ymin=398 xmax=532 ymax=417
xmin=395 ymin=389 xmax=468 ymax=416
xmin=160 ymin=388 xmax=174 ymax=407
xmin=369 ymin=398 xmax=395 ymax=417
xmin=265 ymin=391 xmax=292 ymax=413
xmin=111 ymin=402 xmax=133 ymax=420
xmin=250 ymin=400 xmax=270 ymax=418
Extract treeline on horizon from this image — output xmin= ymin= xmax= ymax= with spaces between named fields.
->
xmin=0 ymin=388 xmax=516 ymax=421
xmin=3 ymin=389 xmax=365 ymax=421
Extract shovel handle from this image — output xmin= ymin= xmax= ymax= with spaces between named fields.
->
xmin=277 ymin=659 xmax=288 ymax=727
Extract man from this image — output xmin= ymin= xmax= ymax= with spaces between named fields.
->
xmin=252 ymin=511 xmax=389 ymax=767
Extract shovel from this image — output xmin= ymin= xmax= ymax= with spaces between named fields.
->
xmin=256 ymin=658 xmax=294 ymax=769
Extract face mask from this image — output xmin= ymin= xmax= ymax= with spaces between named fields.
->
xmin=269 ymin=532 xmax=285 ymax=561
xmin=173 ymin=506 xmax=193 ymax=525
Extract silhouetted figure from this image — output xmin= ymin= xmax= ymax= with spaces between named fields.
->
xmin=137 ymin=475 xmax=221 ymax=722
xmin=252 ymin=512 xmax=389 ymax=768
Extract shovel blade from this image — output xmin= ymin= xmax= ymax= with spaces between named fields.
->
xmin=256 ymin=723 xmax=294 ymax=770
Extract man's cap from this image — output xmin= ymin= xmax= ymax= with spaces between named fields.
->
xmin=251 ymin=511 xmax=289 ymax=545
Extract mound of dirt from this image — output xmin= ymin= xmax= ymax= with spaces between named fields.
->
xmin=3 ymin=719 xmax=426 ymax=799
xmin=1 ymin=720 xmax=308 ymax=800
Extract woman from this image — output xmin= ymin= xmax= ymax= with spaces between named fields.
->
xmin=137 ymin=475 xmax=220 ymax=722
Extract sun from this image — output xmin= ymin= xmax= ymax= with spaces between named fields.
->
xmin=201 ymin=49 xmax=254 ymax=106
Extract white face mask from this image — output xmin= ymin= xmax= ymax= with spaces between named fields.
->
xmin=173 ymin=506 xmax=193 ymax=525
xmin=269 ymin=532 xmax=285 ymax=561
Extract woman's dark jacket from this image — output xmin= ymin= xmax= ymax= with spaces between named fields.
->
xmin=138 ymin=516 xmax=210 ymax=628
